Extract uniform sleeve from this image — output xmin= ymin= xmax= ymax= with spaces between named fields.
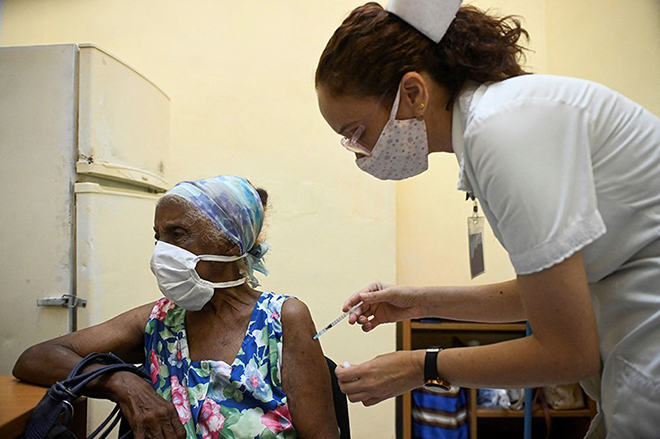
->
xmin=464 ymin=98 xmax=606 ymax=275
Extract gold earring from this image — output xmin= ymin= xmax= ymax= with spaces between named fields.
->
xmin=417 ymin=102 xmax=426 ymax=120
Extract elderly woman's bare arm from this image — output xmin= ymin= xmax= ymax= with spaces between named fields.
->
xmin=13 ymin=303 xmax=187 ymax=439
xmin=13 ymin=303 xmax=151 ymax=389
xmin=282 ymin=298 xmax=340 ymax=438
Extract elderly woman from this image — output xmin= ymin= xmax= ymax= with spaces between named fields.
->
xmin=13 ymin=175 xmax=339 ymax=439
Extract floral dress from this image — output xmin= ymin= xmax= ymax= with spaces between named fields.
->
xmin=144 ymin=292 xmax=297 ymax=439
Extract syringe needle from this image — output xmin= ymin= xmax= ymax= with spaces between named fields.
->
xmin=312 ymin=301 xmax=364 ymax=340
xmin=312 ymin=329 xmax=326 ymax=340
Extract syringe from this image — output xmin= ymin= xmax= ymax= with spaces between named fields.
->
xmin=313 ymin=301 xmax=364 ymax=340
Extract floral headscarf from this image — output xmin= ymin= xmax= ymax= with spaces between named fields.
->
xmin=166 ymin=175 xmax=269 ymax=286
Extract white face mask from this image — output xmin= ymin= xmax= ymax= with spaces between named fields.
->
xmin=356 ymin=87 xmax=429 ymax=180
xmin=150 ymin=241 xmax=247 ymax=311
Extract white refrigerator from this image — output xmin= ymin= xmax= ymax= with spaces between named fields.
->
xmin=0 ymin=43 xmax=170 ymax=388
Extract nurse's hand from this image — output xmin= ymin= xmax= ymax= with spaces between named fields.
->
xmin=344 ymin=282 xmax=422 ymax=332
xmin=335 ymin=350 xmax=425 ymax=406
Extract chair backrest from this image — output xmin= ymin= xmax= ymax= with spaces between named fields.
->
xmin=325 ymin=357 xmax=351 ymax=439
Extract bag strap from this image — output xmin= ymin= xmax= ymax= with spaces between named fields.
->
xmin=88 ymin=405 xmax=121 ymax=439
xmin=23 ymin=353 xmax=149 ymax=439
xmin=70 ymin=352 xmax=124 ymax=376
xmin=23 ymin=389 xmax=76 ymax=439
xmin=60 ymin=363 xmax=149 ymax=398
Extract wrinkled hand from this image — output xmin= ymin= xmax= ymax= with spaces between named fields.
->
xmin=335 ymin=351 xmax=425 ymax=406
xmin=343 ymin=282 xmax=421 ymax=332
xmin=109 ymin=372 xmax=187 ymax=439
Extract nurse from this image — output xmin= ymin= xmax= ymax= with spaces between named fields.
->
xmin=315 ymin=1 xmax=660 ymax=437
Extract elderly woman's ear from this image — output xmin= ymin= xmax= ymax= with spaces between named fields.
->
xmin=256 ymin=188 xmax=268 ymax=210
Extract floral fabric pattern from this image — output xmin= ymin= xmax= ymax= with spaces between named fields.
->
xmin=145 ymin=292 xmax=297 ymax=438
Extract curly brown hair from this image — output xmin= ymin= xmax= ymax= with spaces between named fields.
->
xmin=316 ymin=2 xmax=529 ymax=104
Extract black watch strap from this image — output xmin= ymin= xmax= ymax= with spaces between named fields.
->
xmin=424 ymin=346 xmax=443 ymax=381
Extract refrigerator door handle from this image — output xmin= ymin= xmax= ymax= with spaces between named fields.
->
xmin=37 ymin=294 xmax=87 ymax=308
xmin=76 ymin=159 xmax=168 ymax=192
xmin=37 ymin=294 xmax=87 ymax=333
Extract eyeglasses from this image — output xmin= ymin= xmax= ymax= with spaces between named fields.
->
xmin=340 ymin=125 xmax=371 ymax=156
xmin=339 ymin=92 xmax=390 ymax=157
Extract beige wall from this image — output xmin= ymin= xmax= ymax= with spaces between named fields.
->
xmin=0 ymin=1 xmax=396 ymax=436
xmin=545 ymin=0 xmax=660 ymax=117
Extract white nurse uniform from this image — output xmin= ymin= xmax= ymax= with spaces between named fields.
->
xmin=452 ymin=74 xmax=660 ymax=438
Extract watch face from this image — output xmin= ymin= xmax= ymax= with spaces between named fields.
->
xmin=424 ymin=379 xmax=451 ymax=391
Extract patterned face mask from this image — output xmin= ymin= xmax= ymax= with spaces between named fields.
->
xmin=356 ymin=87 xmax=429 ymax=180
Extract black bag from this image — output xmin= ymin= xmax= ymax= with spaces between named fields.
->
xmin=23 ymin=352 xmax=149 ymax=439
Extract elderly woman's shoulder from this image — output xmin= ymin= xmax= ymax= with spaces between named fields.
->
xmin=279 ymin=296 xmax=315 ymax=331
xmin=281 ymin=296 xmax=309 ymax=315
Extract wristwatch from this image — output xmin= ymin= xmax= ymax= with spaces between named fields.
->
xmin=424 ymin=346 xmax=451 ymax=391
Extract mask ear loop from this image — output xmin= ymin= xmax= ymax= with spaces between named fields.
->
xmin=358 ymin=87 xmax=404 ymax=166
xmin=191 ymin=253 xmax=248 ymax=287
xmin=193 ymin=274 xmax=247 ymax=289
xmin=390 ymin=86 xmax=403 ymax=120
xmin=195 ymin=254 xmax=245 ymax=263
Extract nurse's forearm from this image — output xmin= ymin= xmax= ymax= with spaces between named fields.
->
xmin=416 ymin=279 xmax=525 ymax=323
xmin=421 ymin=334 xmax=598 ymax=389
xmin=418 ymin=253 xmax=598 ymax=388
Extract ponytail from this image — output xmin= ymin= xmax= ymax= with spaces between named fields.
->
xmin=316 ymin=2 xmax=529 ymax=103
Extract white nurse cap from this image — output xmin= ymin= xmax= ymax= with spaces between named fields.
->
xmin=386 ymin=0 xmax=463 ymax=43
